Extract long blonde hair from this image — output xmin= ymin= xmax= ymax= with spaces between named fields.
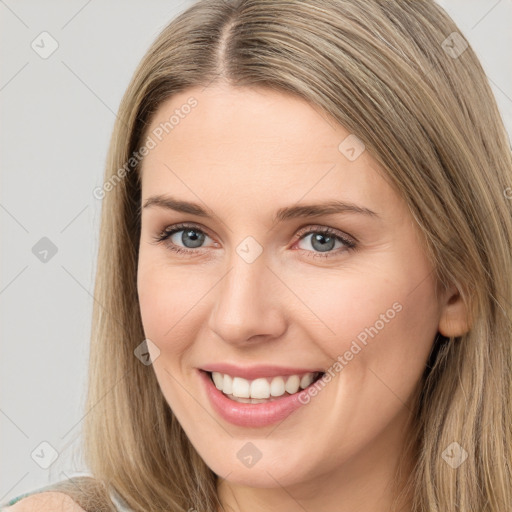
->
xmin=49 ymin=1 xmax=512 ymax=510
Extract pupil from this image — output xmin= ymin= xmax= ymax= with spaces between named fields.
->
xmin=183 ymin=229 xmax=204 ymax=248
xmin=312 ymin=233 xmax=334 ymax=252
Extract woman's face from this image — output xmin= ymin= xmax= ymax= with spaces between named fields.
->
xmin=137 ymin=84 xmax=452 ymax=499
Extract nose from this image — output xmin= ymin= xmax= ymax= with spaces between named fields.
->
xmin=207 ymin=249 xmax=287 ymax=346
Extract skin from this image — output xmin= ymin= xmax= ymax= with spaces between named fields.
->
xmin=137 ymin=83 xmax=469 ymax=512
xmin=9 ymin=492 xmax=86 ymax=511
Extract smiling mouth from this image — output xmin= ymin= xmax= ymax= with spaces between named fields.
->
xmin=206 ymin=370 xmax=325 ymax=403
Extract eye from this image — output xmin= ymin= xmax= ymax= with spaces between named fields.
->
xmin=293 ymin=226 xmax=356 ymax=258
xmin=151 ymin=223 xmax=357 ymax=258
xmin=151 ymin=223 xmax=215 ymax=255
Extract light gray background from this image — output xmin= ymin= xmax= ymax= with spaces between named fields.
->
xmin=1 ymin=0 xmax=511 ymax=503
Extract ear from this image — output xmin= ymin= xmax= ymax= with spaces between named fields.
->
xmin=438 ymin=284 xmax=471 ymax=337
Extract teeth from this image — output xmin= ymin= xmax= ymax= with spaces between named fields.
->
xmin=250 ymin=378 xmax=270 ymax=399
xmin=223 ymin=374 xmax=233 ymax=394
xmin=232 ymin=377 xmax=250 ymax=398
xmin=210 ymin=371 xmax=321 ymax=400
xmin=300 ymin=373 xmax=314 ymax=388
xmin=284 ymin=375 xmax=300 ymax=394
xmin=270 ymin=376 xmax=285 ymax=397
xmin=212 ymin=372 xmax=224 ymax=390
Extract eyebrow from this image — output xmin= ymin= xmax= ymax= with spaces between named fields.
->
xmin=141 ymin=194 xmax=379 ymax=222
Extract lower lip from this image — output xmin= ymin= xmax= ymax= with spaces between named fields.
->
xmin=198 ymin=369 xmax=315 ymax=428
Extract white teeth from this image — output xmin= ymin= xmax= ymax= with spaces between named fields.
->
xmin=212 ymin=372 xmax=223 ymax=390
xmin=300 ymin=373 xmax=314 ymax=389
xmin=232 ymin=377 xmax=250 ymax=398
xmin=284 ymin=375 xmax=300 ymax=394
xmin=210 ymin=371 xmax=321 ymax=400
xmin=250 ymin=378 xmax=270 ymax=399
xmin=270 ymin=376 xmax=285 ymax=397
xmin=223 ymin=374 xmax=233 ymax=395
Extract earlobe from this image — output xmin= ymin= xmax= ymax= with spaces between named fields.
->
xmin=438 ymin=285 xmax=472 ymax=337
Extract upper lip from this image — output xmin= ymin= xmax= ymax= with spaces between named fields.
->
xmin=199 ymin=363 xmax=325 ymax=380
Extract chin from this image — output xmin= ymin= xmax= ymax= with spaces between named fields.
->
xmin=216 ymin=464 xmax=305 ymax=488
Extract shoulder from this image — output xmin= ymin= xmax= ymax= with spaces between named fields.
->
xmin=4 ymin=491 xmax=86 ymax=511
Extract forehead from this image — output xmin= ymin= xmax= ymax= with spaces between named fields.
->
xmin=139 ymin=85 xmax=400 ymax=220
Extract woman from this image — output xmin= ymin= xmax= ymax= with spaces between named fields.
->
xmin=4 ymin=0 xmax=511 ymax=510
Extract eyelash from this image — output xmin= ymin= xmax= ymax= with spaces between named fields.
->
xmin=151 ymin=222 xmax=357 ymax=259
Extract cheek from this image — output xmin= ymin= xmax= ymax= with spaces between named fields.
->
xmin=136 ymin=260 xmax=203 ymax=413
xmin=294 ymin=261 xmax=440 ymax=385
xmin=286 ymin=267 xmax=439 ymax=463
xmin=137 ymin=258 xmax=209 ymax=351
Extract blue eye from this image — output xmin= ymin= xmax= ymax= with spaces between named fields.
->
xmin=152 ymin=223 xmax=357 ymax=258
xmin=152 ymin=224 xmax=215 ymax=255
xmin=295 ymin=228 xmax=356 ymax=258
